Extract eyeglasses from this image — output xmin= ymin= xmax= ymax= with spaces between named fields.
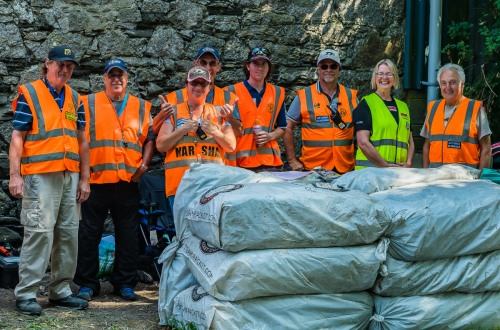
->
xmin=319 ymin=63 xmax=339 ymax=70
xmin=375 ymin=72 xmax=394 ymax=77
xmin=199 ymin=59 xmax=219 ymax=67
xmin=189 ymin=80 xmax=210 ymax=88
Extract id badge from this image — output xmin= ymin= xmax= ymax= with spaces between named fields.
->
xmin=447 ymin=140 xmax=461 ymax=149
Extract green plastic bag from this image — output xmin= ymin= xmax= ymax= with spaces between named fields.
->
xmin=480 ymin=168 xmax=500 ymax=184
xmin=97 ymin=235 xmax=115 ymax=278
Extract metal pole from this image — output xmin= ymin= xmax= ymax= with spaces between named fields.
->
xmin=427 ymin=0 xmax=442 ymax=103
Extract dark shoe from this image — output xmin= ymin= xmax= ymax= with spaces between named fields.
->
xmin=49 ymin=294 xmax=88 ymax=310
xmin=115 ymin=287 xmax=137 ymax=301
xmin=16 ymin=298 xmax=42 ymax=316
xmin=77 ymin=287 xmax=94 ymax=301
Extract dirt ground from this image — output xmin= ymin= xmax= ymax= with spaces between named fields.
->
xmin=0 ymin=281 xmax=164 ymax=329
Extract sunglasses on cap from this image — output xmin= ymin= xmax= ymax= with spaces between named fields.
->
xmin=319 ymin=63 xmax=339 ymax=70
xmin=248 ymin=47 xmax=271 ymax=61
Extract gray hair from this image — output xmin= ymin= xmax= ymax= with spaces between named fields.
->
xmin=437 ymin=63 xmax=466 ymax=85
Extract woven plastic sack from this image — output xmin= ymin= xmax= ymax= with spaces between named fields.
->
xmin=370 ymin=292 xmax=500 ymax=330
xmin=373 ymin=179 xmax=500 ymax=260
xmin=373 ymin=250 xmax=500 ymax=296
xmin=97 ymin=235 xmax=115 ymax=278
xmin=334 ymin=164 xmax=479 ymax=194
xmin=185 ymin=181 xmax=390 ymax=251
xmin=180 ymin=235 xmax=387 ymax=301
xmin=173 ymin=285 xmax=373 ymax=330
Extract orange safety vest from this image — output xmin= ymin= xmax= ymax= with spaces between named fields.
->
xmin=83 ymin=91 xmax=151 ymax=184
xmin=425 ymin=97 xmax=481 ymax=168
xmin=225 ymin=82 xmax=285 ymax=168
xmin=298 ymin=83 xmax=358 ymax=173
xmin=152 ymin=86 xmax=238 ymax=134
xmin=17 ymin=80 xmax=81 ymax=175
xmin=164 ymin=102 xmax=225 ymax=196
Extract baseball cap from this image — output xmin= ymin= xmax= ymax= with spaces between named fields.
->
xmin=104 ymin=58 xmax=128 ymax=74
xmin=187 ymin=66 xmax=211 ymax=83
xmin=195 ymin=46 xmax=221 ymax=61
xmin=247 ymin=47 xmax=272 ymax=63
xmin=317 ymin=49 xmax=341 ymax=66
xmin=48 ymin=45 xmax=78 ymax=65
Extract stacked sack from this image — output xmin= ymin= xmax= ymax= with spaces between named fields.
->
xmin=158 ymin=164 xmax=391 ymax=329
xmin=335 ymin=165 xmax=500 ymax=329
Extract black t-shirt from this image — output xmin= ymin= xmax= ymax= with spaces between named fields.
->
xmin=353 ymin=96 xmax=399 ymax=132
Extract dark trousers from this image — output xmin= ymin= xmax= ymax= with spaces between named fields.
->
xmin=74 ymin=181 xmax=139 ymax=293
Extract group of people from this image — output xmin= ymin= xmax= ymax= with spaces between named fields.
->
xmin=8 ymin=43 xmax=492 ymax=316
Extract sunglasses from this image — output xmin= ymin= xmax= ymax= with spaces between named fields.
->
xmin=319 ymin=63 xmax=339 ymax=70
xmin=248 ymin=47 xmax=271 ymax=61
xmin=199 ymin=59 xmax=219 ymax=67
xmin=189 ymin=80 xmax=210 ymax=88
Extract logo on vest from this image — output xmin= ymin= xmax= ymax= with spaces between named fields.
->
xmin=314 ymin=102 xmax=321 ymax=109
xmin=267 ymin=103 xmax=273 ymax=113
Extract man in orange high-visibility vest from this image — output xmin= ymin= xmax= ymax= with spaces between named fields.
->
xmin=421 ymin=63 xmax=491 ymax=170
xmin=74 ymin=59 xmax=154 ymax=302
xmin=284 ymin=49 xmax=358 ymax=173
xmin=9 ymin=45 xmax=90 ymax=316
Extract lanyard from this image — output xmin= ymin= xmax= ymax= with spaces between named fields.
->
xmin=114 ymin=92 xmax=129 ymax=117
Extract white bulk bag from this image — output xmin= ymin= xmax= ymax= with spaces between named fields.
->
xmin=370 ymin=292 xmax=500 ymax=330
xmin=373 ymin=250 xmax=500 ymax=296
xmin=373 ymin=180 xmax=500 ymax=260
xmin=186 ymin=181 xmax=390 ymax=251
xmin=180 ymin=235 xmax=387 ymax=301
xmin=334 ymin=164 xmax=479 ymax=194
xmin=173 ymin=285 xmax=373 ymax=330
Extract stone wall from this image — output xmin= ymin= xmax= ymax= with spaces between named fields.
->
xmin=0 ymin=0 xmax=405 ymax=217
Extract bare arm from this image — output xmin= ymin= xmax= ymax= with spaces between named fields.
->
xmin=8 ymin=130 xmax=27 ymax=198
xmin=255 ymin=127 xmax=285 ymax=146
xmin=478 ymin=135 xmax=492 ymax=171
xmin=131 ymin=139 xmax=154 ymax=183
xmin=77 ymin=130 xmax=90 ymax=202
xmin=283 ymin=120 xmax=303 ymax=170
xmin=422 ymin=139 xmax=430 ymax=168
xmin=356 ymin=130 xmax=395 ymax=167
xmin=405 ymin=133 xmax=415 ymax=167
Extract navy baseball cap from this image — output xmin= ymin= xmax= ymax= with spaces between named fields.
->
xmin=247 ymin=47 xmax=271 ymax=63
xmin=48 ymin=45 xmax=78 ymax=65
xmin=104 ymin=58 xmax=128 ymax=74
xmin=195 ymin=46 xmax=221 ymax=61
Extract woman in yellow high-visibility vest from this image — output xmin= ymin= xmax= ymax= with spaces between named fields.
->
xmin=353 ymin=59 xmax=414 ymax=169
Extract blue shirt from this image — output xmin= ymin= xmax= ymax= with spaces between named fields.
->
xmin=12 ymin=79 xmax=85 ymax=131
xmin=243 ymin=80 xmax=287 ymax=128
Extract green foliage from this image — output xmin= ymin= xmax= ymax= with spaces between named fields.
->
xmin=165 ymin=318 xmax=198 ymax=330
xmin=442 ymin=0 xmax=500 ymax=141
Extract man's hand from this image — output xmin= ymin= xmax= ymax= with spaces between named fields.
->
xmin=9 ymin=173 xmax=23 ymax=199
xmin=159 ymin=95 xmax=175 ymax=118
xmin=288 ymin=158 xmax=304 ymax=171
xmin=76 ymin=179 xmax=90 ymax=203
xmin=255 ymin=130 xmax=273 ymax=146
xmin=200 ymin=119 xmax=221 ymax=136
